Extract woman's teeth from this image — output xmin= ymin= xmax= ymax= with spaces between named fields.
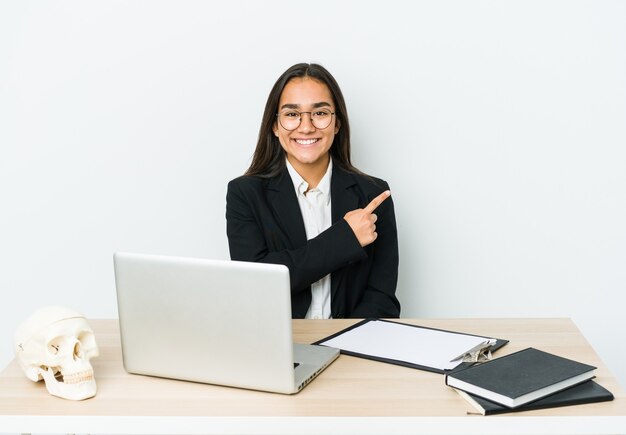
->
xmin=295 ymin=139 xmax=318 ymax=145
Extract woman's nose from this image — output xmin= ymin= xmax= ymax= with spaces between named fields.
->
xmin=298 ymin=113 xmax=315 ymax=132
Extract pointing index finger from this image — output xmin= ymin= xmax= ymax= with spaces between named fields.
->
xmin=364 ymin=190 xmax=391 ymax=214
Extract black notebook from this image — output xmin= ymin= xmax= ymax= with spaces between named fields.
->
xmin=454 ymin=380 xmax=613 ymax=415
xmin=445 ymin=347 xmax=596 ymax=408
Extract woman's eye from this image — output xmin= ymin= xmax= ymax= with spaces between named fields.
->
xmin=314 ymin=111 xmax=330 ymax=117
xmin=284 ymin=112 xmax=299 ymax=118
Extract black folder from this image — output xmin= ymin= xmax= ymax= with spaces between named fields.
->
xmin=314 ymin=318 xmax=508 ymax=374
xmin=455 ymin=380 xmax=614 ymax=415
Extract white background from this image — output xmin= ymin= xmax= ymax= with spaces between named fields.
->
xmin=1 ymin=0 xmax=625 ymax=389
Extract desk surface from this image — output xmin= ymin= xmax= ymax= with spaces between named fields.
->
xmin=1 ymin=318 xmax=625 ymax=434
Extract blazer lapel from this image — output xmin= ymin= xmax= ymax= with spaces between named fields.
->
xmin=266 ymin=168 xmax=307 ymax=248
xmin=330 ymin=166 xmax=361 ymax=310
xmin=331 ymin=166 xmax=360 ymax=222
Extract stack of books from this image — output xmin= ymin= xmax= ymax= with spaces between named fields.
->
xmin=445 ymin=347 xmax=614 ymax=415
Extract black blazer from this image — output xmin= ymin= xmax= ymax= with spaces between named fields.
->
xmin=226 ymin=164 xmax=400 ymax=319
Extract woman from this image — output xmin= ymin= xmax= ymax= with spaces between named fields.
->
xmin=226 ymin=63 xmax=400 ymax=319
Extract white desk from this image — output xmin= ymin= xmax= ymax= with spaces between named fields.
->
xmin=1 ymin=318 xmax=625 ymax=434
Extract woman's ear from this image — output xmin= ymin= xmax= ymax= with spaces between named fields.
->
xmin=273 ymin=122 xmax=279 ymax=137
xmin=334 ymin=118 xmax=341 ymax=134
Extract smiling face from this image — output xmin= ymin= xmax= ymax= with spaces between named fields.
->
xmin=273 ymin=77 xmax=340 ymax=182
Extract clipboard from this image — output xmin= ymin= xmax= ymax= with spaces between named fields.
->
xmin=313 ymin=318 xmax=508 ymax=374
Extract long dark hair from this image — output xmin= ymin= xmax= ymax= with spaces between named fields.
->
xmin=245 ymin=63 xmax=362 ymax=178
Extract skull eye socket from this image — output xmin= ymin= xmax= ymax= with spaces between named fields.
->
xmin=73 ymin=341 xmax=82 ymax=359
xmin=47 ymin=337 xmax=63 ymax=355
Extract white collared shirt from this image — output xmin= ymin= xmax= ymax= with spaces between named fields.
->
xmin=285 ymin=159 xmax=333 ymax=319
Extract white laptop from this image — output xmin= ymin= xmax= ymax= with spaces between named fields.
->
xmin=113 ymin=252 xmax=339 ymax=394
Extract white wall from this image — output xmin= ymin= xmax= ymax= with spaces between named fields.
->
xmin=1 ymin=0 xmax=625 ymax=389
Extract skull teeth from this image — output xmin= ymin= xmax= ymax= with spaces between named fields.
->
xmin=61 ymin=370 xmax=95 ymax=384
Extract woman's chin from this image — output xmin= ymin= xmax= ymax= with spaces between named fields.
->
xmin=291 ymin=154 xmax=328 ymax=167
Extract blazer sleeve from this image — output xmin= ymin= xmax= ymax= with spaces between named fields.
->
xmin=226 ymin=177 xmax=367 ymax=294
xmin=349 ymin=184 xmax=400 ymax=318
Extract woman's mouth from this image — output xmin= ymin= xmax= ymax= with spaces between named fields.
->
xmin=294 ymin=138 xmax=319 ymax=145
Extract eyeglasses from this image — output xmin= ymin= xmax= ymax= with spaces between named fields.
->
xmin=276 ymin=109 xmax=335 ymax=131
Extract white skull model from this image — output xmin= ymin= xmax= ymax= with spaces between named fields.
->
xmin=14 ymin=305 xmax=99 ymax=400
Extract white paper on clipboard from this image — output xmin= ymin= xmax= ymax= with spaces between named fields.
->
xmin=318 ymin=319 xmax=492 ymax=371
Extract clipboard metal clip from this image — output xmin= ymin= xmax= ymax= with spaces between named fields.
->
xmin=450 ymin=338 xmax=497 ymax=363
